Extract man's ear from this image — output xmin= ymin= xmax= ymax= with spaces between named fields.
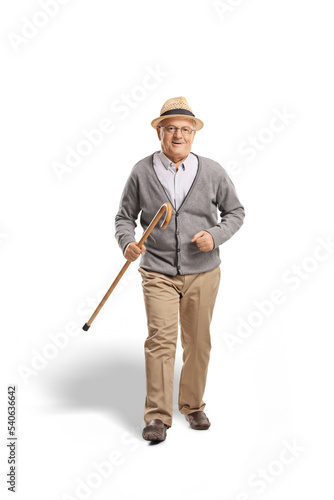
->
xmin=157 ymin=126 xmax=161 ymax=141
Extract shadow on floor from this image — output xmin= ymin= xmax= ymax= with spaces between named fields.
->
xmin=41 ymin=347 xmax=183 ymax=433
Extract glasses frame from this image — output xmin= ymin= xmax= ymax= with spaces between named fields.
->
xmin=159 ymin=125 xmax=196 ymax=136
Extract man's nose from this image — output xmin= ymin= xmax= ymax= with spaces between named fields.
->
xmin=173 ymin=128 xmax=183 ymax=138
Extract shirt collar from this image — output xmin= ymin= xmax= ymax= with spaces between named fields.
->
xmin=159 ymin=150 xmax=193 ymax=171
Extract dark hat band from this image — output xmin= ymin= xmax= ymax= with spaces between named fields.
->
xmin=160 ymin=108 xmax=195 ymax=117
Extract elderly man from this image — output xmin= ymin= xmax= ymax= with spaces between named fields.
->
xmin=115 ymin=96 xmax=245 ymax=442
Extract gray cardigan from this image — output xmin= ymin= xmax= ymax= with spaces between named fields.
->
xmin=115 ymin=151 xmax=245 ymax=276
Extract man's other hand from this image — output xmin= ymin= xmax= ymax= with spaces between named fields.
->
xmin=124 ymin=242 xmax=146 ymax=262
xmin=191 ymin=231 xmax=214 ymax=252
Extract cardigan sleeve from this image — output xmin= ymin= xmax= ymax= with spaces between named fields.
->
xmin=114 ymin=168 xmax=141 ymax=255
xmin=205 ymin=169 xmax=245 ymax=248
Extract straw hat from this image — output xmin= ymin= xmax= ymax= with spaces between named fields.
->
xmin=151 ymin=96 xmax=204 ymax=131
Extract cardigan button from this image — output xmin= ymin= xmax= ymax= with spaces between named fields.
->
xmin=177 ymin=248 xmax=180 ymax=252
xmin=175 ymin=212 xmax=179 ymax=217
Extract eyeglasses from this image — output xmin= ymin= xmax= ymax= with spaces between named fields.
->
xmin=159 ymin=125 xmax=195 ymax=136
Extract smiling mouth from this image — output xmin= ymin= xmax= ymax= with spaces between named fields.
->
xmin=172 ymin=141 xmax=183 ymax=145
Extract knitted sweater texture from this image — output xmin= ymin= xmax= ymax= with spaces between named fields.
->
xmin=115 ymin=151 xmax=245 ymax=276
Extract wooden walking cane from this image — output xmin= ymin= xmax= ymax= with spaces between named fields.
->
xmin=82 ymin=202 xmax=173 ymax=331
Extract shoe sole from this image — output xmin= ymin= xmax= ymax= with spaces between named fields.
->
xmin=188 ymin=424 xmax=210 ymax=430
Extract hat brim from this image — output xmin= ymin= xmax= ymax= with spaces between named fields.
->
xmin=151 ymin=114 xmax=204 ymax=131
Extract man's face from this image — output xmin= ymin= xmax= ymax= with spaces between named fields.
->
xmin=157 ymin=116 xmax=196 ymax=161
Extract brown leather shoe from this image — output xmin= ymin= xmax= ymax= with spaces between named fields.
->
xmin=185 ymin=411 xmax=211 ymax=430
xmin=142 ymin=419 xmax=169 ymax=441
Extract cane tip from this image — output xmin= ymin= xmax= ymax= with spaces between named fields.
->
xmin=82 ymin=323 xmax=90 ymax=331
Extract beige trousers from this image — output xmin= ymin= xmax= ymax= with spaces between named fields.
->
xmin=138 ymin=265 xmax=221 ymax=427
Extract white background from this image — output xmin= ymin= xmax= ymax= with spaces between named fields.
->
xmin=1 ymin=1 xmax=334 ymax=499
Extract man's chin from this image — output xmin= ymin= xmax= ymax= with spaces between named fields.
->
xmin=163 ymin=147 xmax=190 ymax=160
xmin=170 ymin=145 xmax=186 ymax=153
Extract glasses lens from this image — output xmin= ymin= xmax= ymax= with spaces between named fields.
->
xmin=181 ymin=127 xmax=192 ymax=135
xmin=165 ymin=126 xmax=175 ymax=134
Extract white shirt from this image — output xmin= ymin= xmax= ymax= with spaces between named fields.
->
xmin=153 ymin=150 xmax=198 ymax=211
